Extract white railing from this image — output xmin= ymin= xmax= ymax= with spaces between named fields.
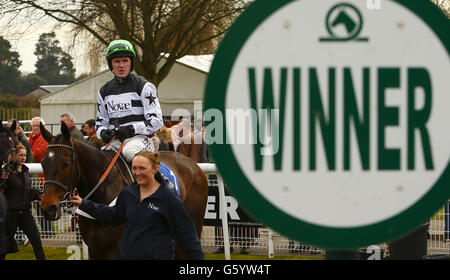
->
xmin=22 ymin=163 xmax=450 ymax=259
xmin=25 ymin=163 xmax=235 ymax=259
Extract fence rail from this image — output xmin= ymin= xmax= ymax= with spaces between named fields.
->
xmin=15 ymin=164 xmax=450 ymax=259
xmin=0 ymin=108 xmax=32 ymax=121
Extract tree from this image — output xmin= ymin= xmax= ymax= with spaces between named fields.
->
xmin=0 ymin=36 xmax=22 ymax=94
xmin=0 ymin=0 xmax=249 ymax=87
xmin=0 ymin=94 xmax=19 ymax=108
xmin=431 ymin=0 xmax=450 ymax=18
xmin=34 ymin=32 xmax=76 ymax=84
xmin=17 ymin=73 xmax=48 ymax=94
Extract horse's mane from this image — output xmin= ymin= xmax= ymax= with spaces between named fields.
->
xmin=53 ymin=134 xmax=103 ymax=153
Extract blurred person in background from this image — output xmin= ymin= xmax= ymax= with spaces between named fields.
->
xmin=0 ymin=144 xmax=45 ymax=260
xmin=60 ymin=112 xmax=85 ymax=142
xmin=7 ymin=119 xmax=33 ymax=163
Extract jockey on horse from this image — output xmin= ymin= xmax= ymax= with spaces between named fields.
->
xmin=96 ymin=39 xmax=163 ymax=161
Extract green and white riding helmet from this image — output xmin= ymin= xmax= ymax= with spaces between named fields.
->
xmin=105 ymin=39 xmax=136 ymax=71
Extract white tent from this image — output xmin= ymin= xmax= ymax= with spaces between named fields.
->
xmin=40 ymin=55 xmax=213 ymax=127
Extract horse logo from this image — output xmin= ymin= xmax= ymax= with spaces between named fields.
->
xmin=319 ymin=2 xmax=368 ymax=42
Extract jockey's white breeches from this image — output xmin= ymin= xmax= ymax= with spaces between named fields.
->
xmin=105 ymin=135 xmax=154 ymax=162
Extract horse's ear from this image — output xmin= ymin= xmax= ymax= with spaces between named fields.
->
xmin=60 ymin=121 xmax=71 ymax=140
xmin=40 ymin=122 xmax=54 ymax=143
xmin=10 ymin=120 xmax=17 ymax=133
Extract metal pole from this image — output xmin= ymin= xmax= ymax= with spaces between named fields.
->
xmin=217 ymin=174 xmax=231 ymax=260
xmin=268 ymin=229 xmax=275 ymax=258
xmin=82 ymin=241 xmax=89 ymax=260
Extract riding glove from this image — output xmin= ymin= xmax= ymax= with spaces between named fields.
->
xmin=116 ymin=125 xmax=135 ymax=141
xmin=100 ymin=129 xmax=115 ymax=143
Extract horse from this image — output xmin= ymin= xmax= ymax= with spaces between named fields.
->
xmin=39 ymin=122 xmax=209 ymax=259
xmin=0 ymin=120 xmax=18 ymax=173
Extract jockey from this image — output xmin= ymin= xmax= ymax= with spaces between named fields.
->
xmin=96 ymin=39 xmax=163 ymax=162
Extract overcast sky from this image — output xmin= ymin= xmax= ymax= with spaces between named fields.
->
xmin=3 ymin=18 xmax=90 ymax=76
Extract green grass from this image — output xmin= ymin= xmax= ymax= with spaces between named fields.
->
xmin=5 ymin=246 xmax=69 ymax=260
xmin=5 ymin=246 xmax=323 ymax=260
xmin=206 ymin=253 xmax=322 ymax=260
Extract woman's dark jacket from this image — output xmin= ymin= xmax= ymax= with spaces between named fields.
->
xmin=79 ymin=182 xmax=205 ymax=260
xmin=0 ymin=190 xmax=8 ymax=256
xmin=0 ymin=165 xmax=40 ymax=211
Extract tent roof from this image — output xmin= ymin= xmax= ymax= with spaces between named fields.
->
xmin=40 ymin=85 xmax=68 ymax=93
xmin=40 ymin=54 xmax=214 ymax=103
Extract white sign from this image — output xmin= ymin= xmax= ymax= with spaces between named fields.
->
xmin=205 ymin=0 xmax=450 ymax=247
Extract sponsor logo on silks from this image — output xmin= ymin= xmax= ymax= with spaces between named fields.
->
xmin=319 ymin=2 xmax=368 ymax=42
xmin=159 ymin=162 xmax=180 ymax=197
xmin=106 ymin=100 xmax=132 ymax=112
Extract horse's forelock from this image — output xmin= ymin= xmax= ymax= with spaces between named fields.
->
xmin=51 ymin=134 xmax=66 ymax=145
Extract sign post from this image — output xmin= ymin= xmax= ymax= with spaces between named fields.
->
xmin=204 ymin=0 xmax=449 ymax=257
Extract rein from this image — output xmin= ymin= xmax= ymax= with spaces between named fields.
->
xmin=84 ymin=140 xmax=124 ymax=200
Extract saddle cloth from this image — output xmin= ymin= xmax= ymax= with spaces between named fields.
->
xmin=158 ymin=162 xmax=180 ymax=197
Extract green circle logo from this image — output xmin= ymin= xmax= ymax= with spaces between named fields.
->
xmin=321 ymin=3 xmax=368 ymax=41
xmin=204 ymin=0 xmax=450 ymax=249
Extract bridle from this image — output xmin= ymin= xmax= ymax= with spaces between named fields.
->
xmin=1 ymin=147 xmax=16 ymax=171
xmin=0 ymin=146 xmax=16 ymax=188
xmin=43 ymin=140 xmax=79 ymax=208
xmin=42 ymin=137 xmax=125 ymax=210
xmin=0 ymin=131 xmax=17 ymax=172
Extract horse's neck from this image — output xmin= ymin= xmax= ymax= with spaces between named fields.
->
xmin=75 ymin=143 xmax=126 ymax=203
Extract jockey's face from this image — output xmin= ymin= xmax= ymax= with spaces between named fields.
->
xmin=132 ymin=155 xmax=158 ymax=187
xmin=111 ymin=57 xmax=131 ymax=79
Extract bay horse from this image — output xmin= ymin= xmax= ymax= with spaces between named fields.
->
xmin=0 ymin=120 xmax=18 ymax=173
xmin=39 ymin=122 xmax=208 ymax=259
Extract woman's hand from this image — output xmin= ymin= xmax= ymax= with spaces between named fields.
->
xmin=68 ymin=194 xmax=83 ymax=206
xmin=1 ymin=171 xmax=8 ymax=179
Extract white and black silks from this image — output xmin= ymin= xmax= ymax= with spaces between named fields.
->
xmin=95 ymin=73 xmax=163 ymax=139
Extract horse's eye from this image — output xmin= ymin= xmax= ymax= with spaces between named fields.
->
xmin=63 ymin=161 xmax=69 ymax=168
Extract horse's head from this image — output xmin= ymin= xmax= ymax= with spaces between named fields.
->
xmin=0 ymin=120 xmax=18 ymax=173
xmin=40 ymin=121 xmax=79 ymax=221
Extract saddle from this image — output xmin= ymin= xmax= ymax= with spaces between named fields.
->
xmin=75 ymin=151 xmax=181 ymax=220
xmin=105 ymin=150 xmax=180 ymax=197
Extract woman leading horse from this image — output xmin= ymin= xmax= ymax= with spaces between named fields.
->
xmin=69 ymin=151 xmax=205 ymax=260
xmin=39 ymin=122 xmax=208 ymax=259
